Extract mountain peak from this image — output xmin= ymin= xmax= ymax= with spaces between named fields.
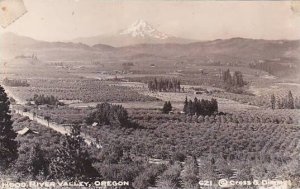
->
xmin=132 ymin=19 xmax=150 ymax=28
xmin=119 ymin=19 xmax=169 ymax=39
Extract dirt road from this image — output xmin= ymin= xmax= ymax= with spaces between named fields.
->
xmin=3 ymin=85 xmax=102 ymax=148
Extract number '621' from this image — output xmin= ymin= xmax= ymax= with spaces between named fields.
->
xmin=199 ymin=180 xmax=213 ymax=186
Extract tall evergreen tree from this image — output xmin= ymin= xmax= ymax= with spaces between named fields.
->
xmin=295 ymin=97 xmax=300 ymax=109
xmin=276 ymin=98 xmax=283 ymax=109
xmin=0 ymin=85 xmax=18 ymax=168
xmin=222 ymin=69 xmax=232 ymax=84
xmin=183 ymin=97 xmax=188 ymax=113
xmin=183 ymin=97 xmax=218 ymax=116
xmin=222 ymin=69 xmax=245 ymax=92
xmin=162 ymin=101 xmax=172 ymax=114
xmin=287 ymin=91 xmax=295 ymax=109
xmin=270 ymin=94 xmax=276 ymax=110
xmin=232 ymin=71 xmax=244 ymax=87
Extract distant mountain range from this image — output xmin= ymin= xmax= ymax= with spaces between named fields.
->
xmin=72 ymin=19 xmax=194 ymax=47
xmin=0 ymin=32 xmax=112 ymax=60
xmin=0 ymin=29 xmax=299 ymax=66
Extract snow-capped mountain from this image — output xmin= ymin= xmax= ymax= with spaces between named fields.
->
xmin=72 ymin=20 xmax=194 ymax=47
xmin=119 ymin=19 xmax=169 ymax=39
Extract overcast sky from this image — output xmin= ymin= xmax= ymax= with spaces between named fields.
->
xmin=0 ymin=0 xmax=299 ymax=41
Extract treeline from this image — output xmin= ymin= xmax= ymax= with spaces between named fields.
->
xmin=148 ymin=78 xmax=181 ymax=92
xmin=271 ymin=91 xmax=300 ymax=109
xmin=249 ymin=61 xmax=293 ymax=75
xmin=3 ymin=78 xmax=30 ymax=87
xmin=183 ymin=97 xmax=218 ymax=116
xmin=85 ymin=103 xmax=129 ymax=127
xmin=31 ymin=94 xmax=62 ymax=106
xmin=222 ymin=69 xmax=245 ymax=93
xmin=162 ymin=101 xmax=172 ymax=114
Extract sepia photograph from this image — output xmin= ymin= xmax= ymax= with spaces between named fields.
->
xmin=0 ymin=0 xmax=300 ymax=188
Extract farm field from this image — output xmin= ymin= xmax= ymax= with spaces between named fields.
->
xmin=2 ymin=60 xmax=300 ymax=188
xmin=3 ymin=78 xmax=158 ymax=103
